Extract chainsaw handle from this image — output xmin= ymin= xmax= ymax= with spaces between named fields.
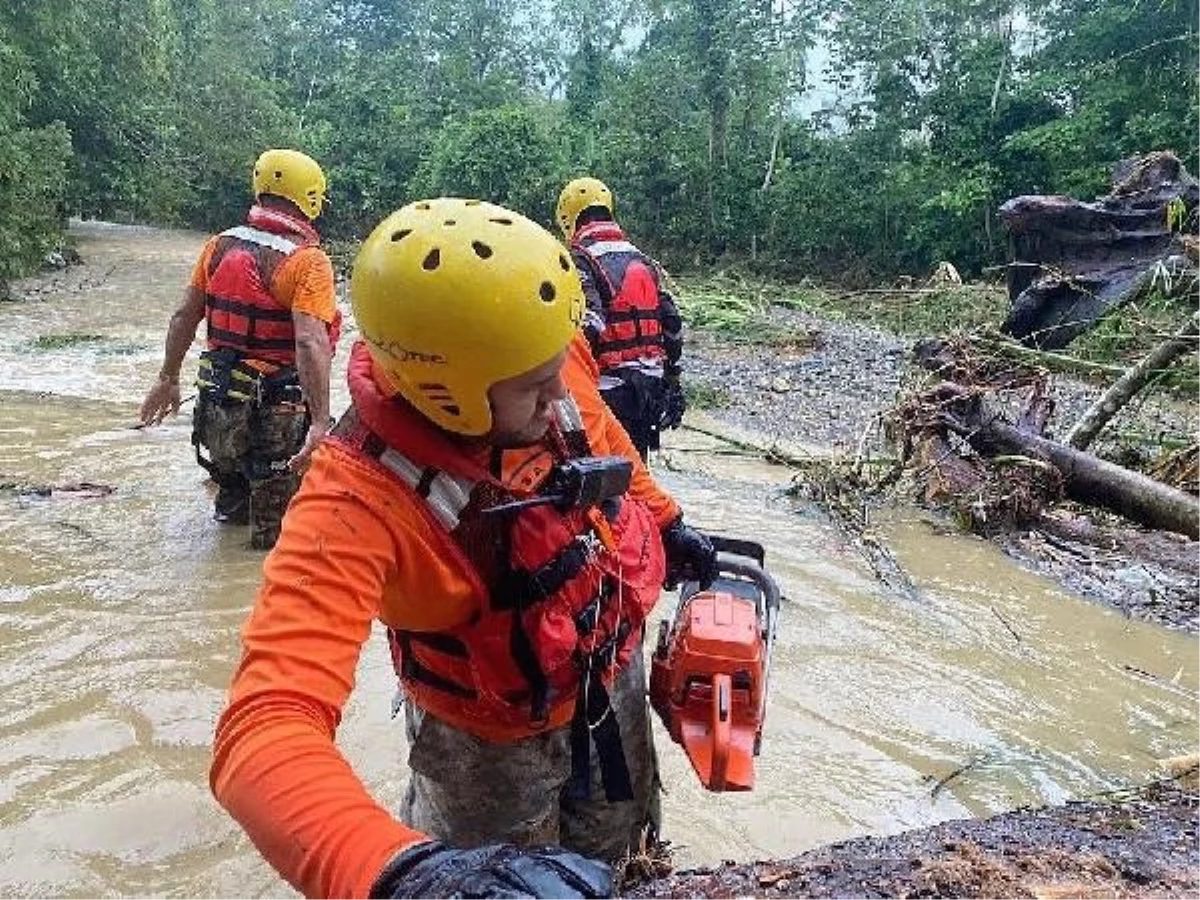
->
xmin=710 ymin=556 xmax=782 ymax=619
xmin=710 ymin=673 xmax=732 ymax=791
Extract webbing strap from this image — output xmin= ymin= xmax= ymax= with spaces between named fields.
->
xmin=566 ymin=667 xmax=633 ymax=802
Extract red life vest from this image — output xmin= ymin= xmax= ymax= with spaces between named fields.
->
xmin=331 ymin=343 xmax=666 ymax=741
xmin=204 ymin=205 xmax=322 ymax=365
xmin=573 ymin=221 xmax=667 ymax=370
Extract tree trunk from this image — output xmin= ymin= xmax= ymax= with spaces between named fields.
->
xmin=958 ymin=412 xmax=1199 ymax=539
xmin=1065 ymin=311 xmax=1199 ymax=450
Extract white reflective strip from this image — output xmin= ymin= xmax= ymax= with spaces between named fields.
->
xmin=553 ymin=397 xmax=584 ymax=433
xmin=221 ymin=226 xmax=301 ymax=255
xmin=583 ymin=240 xmax=637 ymax=257
xmin=424 ymin=473 xmax=473 ymax=531
xmin=607 ymin=359 xmax=665 ymax=377
xmin=378 ymin=448 xmax=424 ymax=489
xmin=378 ymin=449 xmax=475 ymax=530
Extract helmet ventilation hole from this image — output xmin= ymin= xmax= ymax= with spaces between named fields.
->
xmin=274 ymin=170 xmax=283 ymax=179
xmin=472 ymin=241 xmax=493 ymax=259
xmin=444 ymin=219 xmax=456 ymax=226
xmin=559 ymin=254 xmax=570 ymax=271
xmin=539 ymin=282 xmax=556 ymax=303
xmin=415 ymin=202 xmax=431 ymax=211
xmin=419 ymin=383 xmax=460 ymax=417
xmin=422 ymin=249 xmax=441 ymax=270
xmin=390 ymin=229 xmax=412 ymax=243
xmin=489 ymin=217 xmax=513 ymax=226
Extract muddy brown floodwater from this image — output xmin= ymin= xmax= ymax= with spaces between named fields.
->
xmin=0 ymin=222 xmax=1196 ymax=899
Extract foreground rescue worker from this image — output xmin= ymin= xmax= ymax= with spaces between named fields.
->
xmin=139 ymin=149 xmax=340 ymax=549
xmin=556 ymin=177 xmax=686 ymax=459
xmin=209 ymin=198 xmax=718 ymax=898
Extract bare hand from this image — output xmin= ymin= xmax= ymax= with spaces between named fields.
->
xmin=287 ymin=421 xmax=329 ymax=473
xmin=139 ymin=379 xmax=182 ymax=426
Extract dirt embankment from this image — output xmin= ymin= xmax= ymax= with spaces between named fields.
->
xmin=627 ymin=784 xmax=1198 ymax=899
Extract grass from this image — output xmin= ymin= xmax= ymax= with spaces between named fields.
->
xmin=683 ymin=381 xmax=731 ymax=409
xmin=1070 ymin=290 xmax=1197 ymax=367
xmin=673 ymin=272 xmax=1010 ymax=341
xmin=673 ymin=272 xmax=1196 ymax=394
xmin=26 ymin=333 xmax=146 ymax=355
xmin=29 ymin=333 xmax=107 ymax=349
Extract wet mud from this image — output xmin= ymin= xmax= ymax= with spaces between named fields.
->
xmin=627 ymin=783 xmax=1198 ymax=899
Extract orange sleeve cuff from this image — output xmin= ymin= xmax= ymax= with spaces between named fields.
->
xmin=275 ymin=247 xmax=337 ymax=322
xmin=189 ymin=239 xmax=218 ymax=290
xmin=212 ymin=695 xmax=426 ymax=898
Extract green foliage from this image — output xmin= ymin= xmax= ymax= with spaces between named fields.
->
xmin=683 ymin=380 xmax=731 ymax=409
xmin=0 ymin=33 xmax=72 ymax=283
xmin=0 ymin=0 xmax=1193 ymax=289
xmin=412 ymin=106 xmax=565 ymax=222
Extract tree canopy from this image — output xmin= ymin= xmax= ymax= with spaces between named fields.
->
xmin=0 ymin=0 xmax=1195 ymax=283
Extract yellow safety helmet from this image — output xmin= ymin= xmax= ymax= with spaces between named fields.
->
xmin=351 ymin=198 xmax=585 ymax=436
xmin=556 ymin=176 xmax=614 ymax=240
xmin=252 ymin=149 xmax=327 ymax=220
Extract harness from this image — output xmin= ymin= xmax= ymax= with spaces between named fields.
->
xmin=204 ymin=222 xmax=310 ymax=365
xmin=331 ymin=347 xmax=665 ymax=799
xmin=573 ymin=223 xmax=668 ymax=371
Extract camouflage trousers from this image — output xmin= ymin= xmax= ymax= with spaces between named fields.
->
xmin=192 ymin=393 xmax=307 ymax=550
xmin=399 ymin=647 xmax=660 ymax=865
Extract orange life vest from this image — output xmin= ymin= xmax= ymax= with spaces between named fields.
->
xmin=573 ymin=221 xmax=667 ymax=370
xmin=204 ymin=206 xmax=321 ymax=365
xmin=331 ymin=343 xmax=665 ymax=796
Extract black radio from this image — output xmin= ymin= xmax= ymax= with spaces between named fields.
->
xmin=483 ymin=456 xmax=633 ymax=516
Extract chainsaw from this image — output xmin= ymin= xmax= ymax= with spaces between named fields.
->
xmin=649 ymin=536 xmax=781 ymax=792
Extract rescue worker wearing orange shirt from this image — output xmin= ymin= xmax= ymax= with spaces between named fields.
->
xmin=139 ymin=149 xmax=340 ymax=549
xmin=209 ymin=198 xmax=718 ymax=898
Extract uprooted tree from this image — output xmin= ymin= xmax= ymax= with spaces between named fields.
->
xmin=1000 ymin=152 xmax=1199 ymax=351
xmin=886 ymin=337 xmax=1198 ymax=540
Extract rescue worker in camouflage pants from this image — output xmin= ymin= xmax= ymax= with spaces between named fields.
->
xmin=139 ymin=149 xmax=340 ymax=549
xmin=208 ymin=199 xmax=719 ymax=899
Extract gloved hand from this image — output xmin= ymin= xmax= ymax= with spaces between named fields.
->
xmin=369 ymin=840 xmax=612 ymax=899
xmin=661 ymin=516 xmax=718 ymax=590
xmin=660 ymin=377 xmax=686 ymax=430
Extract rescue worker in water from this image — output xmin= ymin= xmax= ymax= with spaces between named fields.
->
xmin=209 ymin=198 xmax=719 ymax=898
xmin=556 ymin=177 xmax=686 ymax=459
xmin=139 ymin=149 xmax=340 ymax=549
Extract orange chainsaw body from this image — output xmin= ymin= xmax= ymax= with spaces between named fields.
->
xmin=649 ymin=539 xmax=778 ymax=792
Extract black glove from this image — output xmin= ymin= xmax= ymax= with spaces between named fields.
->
xmin=660 ymin=377 xmax=685 ymax=430
xmin=370 ymin=840 xmax=612 ymax=899
xmin=661 ymin=516 xmax=718 ymax=590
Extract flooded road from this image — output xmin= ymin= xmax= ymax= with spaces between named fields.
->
xmin=1 ymin=222 xmax=1196 ymax=898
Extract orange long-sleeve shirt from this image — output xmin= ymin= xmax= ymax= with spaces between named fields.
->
xmin=210 ymin=335 xmax=679 ymax=899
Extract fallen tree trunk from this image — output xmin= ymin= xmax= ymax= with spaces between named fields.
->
xmin=1065 ymin=311 xmax=1199 ymax=450
xmin=951 ymin=401 xmax=1199 ymax=539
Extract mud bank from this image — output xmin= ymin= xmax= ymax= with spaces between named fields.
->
xmin=626 ymin=783 xmax=1198 ymax=898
